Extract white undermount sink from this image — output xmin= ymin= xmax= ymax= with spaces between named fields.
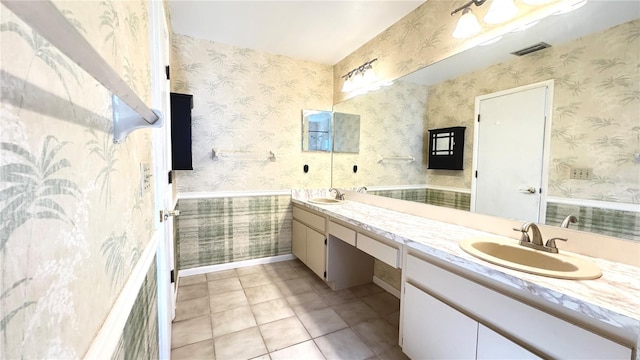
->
xmin=308 ymin=197 xmax=343 ymax=205
xmin=459 ymin=237 xmax=602 ymax=280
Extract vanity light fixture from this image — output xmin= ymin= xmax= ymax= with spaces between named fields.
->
xmin=521 ymin=0 xmax=552 ymax=4
xmin=341 ymin=58 xmax=382 ymax=94
xmin=483 ymin=0 xmax=519 ymax=24
xmin=452 ymin=7 xmax=483 ymax=39
xmin=554 ymin=0 xmax=587 ymax=15
xmin=451 ymin=0 xmax=486 ymax=40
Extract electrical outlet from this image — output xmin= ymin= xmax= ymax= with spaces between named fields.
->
xmin=570 ymin=167 xmax=592 ymax=180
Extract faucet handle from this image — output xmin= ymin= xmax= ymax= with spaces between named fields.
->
xmin=513 ymin=227 xmax=530 ymax=243
xmin=545 ymin=237 xmax=568 ymax=252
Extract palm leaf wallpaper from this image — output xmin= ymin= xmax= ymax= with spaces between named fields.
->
xmin=170 ymin=33 xmax=334 ymax=193
xmin=425 ymin=19 xmax=639 ymax=203
xmin=1 ymin=1 xmax=157 ymax=358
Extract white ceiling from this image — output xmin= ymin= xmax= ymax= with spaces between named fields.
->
xmin=167 ymin=1 xmax=425 ymax=65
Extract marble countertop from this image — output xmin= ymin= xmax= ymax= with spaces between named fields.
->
xmin=291 ymin=193 xmax=640 ymax=341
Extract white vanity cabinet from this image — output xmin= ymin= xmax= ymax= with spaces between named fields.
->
xmin=401 ymin=253 xmax=633 ymax=359
xmin=403 ymin=283 xmax=537 ymax=359
xmin=292 ymin=206 xmax=327 ymax=278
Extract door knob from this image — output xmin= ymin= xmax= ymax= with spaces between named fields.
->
xmin=518 ymin=187 xmax=536 ymax=194
xmin=159 ymin=209 xmax=181 ymax=222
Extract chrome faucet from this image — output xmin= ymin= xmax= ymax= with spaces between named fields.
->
xmin=329 ymin=187 xmax=344 ymax=200
xmin=513 ymin=222 xmax=567 ymax=253
xmin=561 ymin=215 xmax=578 ymax=228
xmin=357 ymin=186 xmax=367 ymax=193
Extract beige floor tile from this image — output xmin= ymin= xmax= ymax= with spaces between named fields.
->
xmin=315 ymin=328 xmax=374 ymax=360
xmin=210 ymin=290 xmax=249 ymax=313
xmin=362 ymin=292 xmax=400 ymax=315
xmin=384 ymin=310 xmax=400 ymax=327
xmin=284 ymin=259 xmax=304 ymax=268
xmin=249 ymin=355 xmax=270 ymax=360
xmin=286 ymin=291 xmax=327 ymax=315
xmin=244 ymin=283 xmax=283 ymax=304
xmin=206 ymin=269 xmax=237 ymax=282
xmin=308 ymin=276 xmax=333 ymax=296
xmin=251 ymin=298 xmax=295 ymax=325
xmin=269 ymin=340 xmax=325 ymax=360
xmin=236 ymin=265 xmax=267 ymax=276
xmin=321 ymin=288 xmax=355 ymax=306
xmin=171 ymin=339 xmax=215 ymax=360
xmin=350 ymin=283 xmax=384 ymax=298
xmin=353 ymin=318 xmax=399 ymax=354
xmin=175 ymin=297 xmax=210 ymax=322
xmin=179 ymin=274 xmax=207 ymax=287
xmin=378 ymin=346 xmax=410 ymax=360
xmin=212 ymin=306 xmax=257 ymax=337
xmin=292 ymin=265 xmax=316 ymax=278
xmin=262 ymin=261 xmax=292 ymax=271
xmin=240 ymin=272 xmax=272 ymax=288
xmin=265 ymin=267 xmax=301 ymax=281
xmin=208 ymin=277 xmax=243 ymax=295
xmin=171 ymin=315 xmax=213 ymax=349
xmin=298 ymin=307 xmax=348 ymax=338
xmin=177 ymin=282 xmax=208 ymax=302
xmin=332 ymin=299 xmax=378 ymax=326
xmin=274 ymin=278 xmax=313 ymax=296
xmin=214 ymin=327 xmax=267 ymax=360
xmin=259 ymin=317 xmax=311 ymax=352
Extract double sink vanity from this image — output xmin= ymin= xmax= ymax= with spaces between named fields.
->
xmin=291 ymin=189 xmax=639 ymax=359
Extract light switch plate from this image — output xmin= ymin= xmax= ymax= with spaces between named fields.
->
xmin=570 ymin=167 xmax=592 ymax=180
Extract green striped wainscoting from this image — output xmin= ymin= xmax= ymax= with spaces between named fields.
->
xmin=546 ymin=202 xmax=640 ymax=241
xmin=371 ymin=188 xmax=471 ymax=210
xmin=111 ymin=258 xmax=159 ymax=360
xmin=175 ymin=195 xmax=293 ymax=270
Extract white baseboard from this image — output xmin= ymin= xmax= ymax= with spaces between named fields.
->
xmin=373 ymin=275 xmax=401 ymax=299
xmin=178 ymin=254 xmax=296 ymax=277
xmin=85 ymin=231 xmax=160 ymax=359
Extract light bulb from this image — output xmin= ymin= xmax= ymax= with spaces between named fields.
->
xmin=484 ymin=0 xmax=519 ymax=24
xmin=521 ymin=0 xmax=552 ymax=4
xmin=341 ymin=76 xmax=354 ymax=93
xmin=554 ymin=0 xmax=587 ymax=15
xmin=452 ymin=8 xmax=482 ymax=39
xmin=362 ymin=67 xmax=377 ymax=87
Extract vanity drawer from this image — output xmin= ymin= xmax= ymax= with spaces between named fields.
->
xmin=357 ymin=233 xmax=400 ymax=268
xmin=293 ymin=206 xmax=325 ymax=232
xmin=328 ymin=221 xmax=356 ymax=246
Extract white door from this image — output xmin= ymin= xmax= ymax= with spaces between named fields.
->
xmin=472 ymin=82 xmax=552 ymax=223
xmin=149 ymin=2 xmax=175 ymax=359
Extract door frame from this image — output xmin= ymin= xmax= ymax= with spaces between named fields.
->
xmin=470 ymin=79 xmax=554 ymax=223
xmin=148 ymin=1 xmax=175 ymax=359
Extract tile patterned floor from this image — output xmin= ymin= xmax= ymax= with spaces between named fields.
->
xmin=171 ymin=259 xmax=409 ymax=360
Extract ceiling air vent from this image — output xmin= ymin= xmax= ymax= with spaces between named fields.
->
xmin=511 ymin=42 xmax=551 ymax=57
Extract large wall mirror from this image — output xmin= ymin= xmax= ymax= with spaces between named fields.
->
xmin=332 ymin=1 xmax=640 ymax=241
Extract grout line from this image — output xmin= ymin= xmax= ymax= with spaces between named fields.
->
xmin=173 ymin=261 xmax=402 ymax=359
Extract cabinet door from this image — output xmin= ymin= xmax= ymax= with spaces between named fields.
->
xmin=169 ymin=92 xmax=193 ymax=170
xmin=402 ymin=283 xmax=478 ymax=359
xmin=292 ymin=220 xmax=306 ymax=263
xmin=305 ymin=227 xmax=326 ymax=278
xmin=477 ymin=325 xmax=540 ymax=360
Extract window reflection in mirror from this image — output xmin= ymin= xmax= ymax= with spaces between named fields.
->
xmin=302 ymin=110 xmax=332 ymax=152
xmin=333 ymin=112 xmax=360 ymax=153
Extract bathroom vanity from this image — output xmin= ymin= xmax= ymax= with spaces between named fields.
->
xmin=290 ymin=191 xmax=639 ymax=359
